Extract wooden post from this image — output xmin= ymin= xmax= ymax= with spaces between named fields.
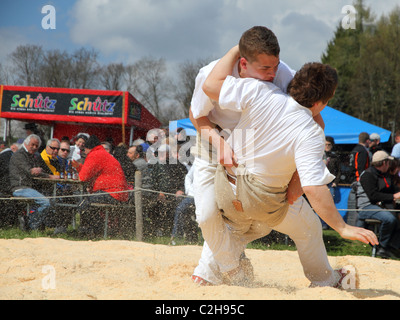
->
xmin=134 ymin=170 xmax=143 ymax=241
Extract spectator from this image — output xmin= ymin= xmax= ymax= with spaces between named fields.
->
xmin=69 ymin=133 xmax=89 ymax=162
xmin=127 ymin=144 xmax=148 ymax=172
xmin=24 ymin=123 xmax=46 ymax=153
xmin=9 ymin=134 xmax=58 ymax=230
xmin=72 ymin=135 xmax=129 ymax=235
xmin=131 ymin=138 xmax=150 ymax=161
xmin=391 ymin=130 xmax=400 ymax=159
xmin=101 ymin=141 xmax=112 ymax=153
xmin=60 ymin=136 xmax=70 ymax=144
xmin=49 ymin=140 xmax=74 ymax=234
xmin=57 ymin=141 xmax=71 ymax=176
xmin=0 ymin=143 xmax=20 ymax=195
xmin=105 ymin=137 xmax=115 ymax=154
xmin=170 ymin=165 xmax=198 ymax=244
xmin=356 ymin=150 xmax=400 ymax=259
xmin=146 ymin=144 xmax=188 ymax=236
xmin=369 ymin=133 xmax=382 ymax=155
xmin=389 ymin=158 xmax=400 ymax=188
xmin=0 ymin=143 xmax=20 ymax=226
xmin=40 ymin=138 xmax=61 ymax=175
xmin=132 ymin=138 xmax=146 ymax=146
xmin=324 ymin=136 xmax=341 ymax=188
xmin=114 ymin=144 xmax=137 ymax=184
xmin=349 ymin=132 xmax=371 ymax=182
xmin=146 ymin=128 xmax=165 ymax=158
xmin=321 ymin=136 xmax=341 ymax=229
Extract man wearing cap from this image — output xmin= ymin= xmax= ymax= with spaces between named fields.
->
xmin=369 ymin=133 xmax=382 ymax=155
xmin=356 ymin=150 xmax=400 ymax=258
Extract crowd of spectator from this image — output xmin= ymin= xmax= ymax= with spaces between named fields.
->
xmin=0 ymin=122 xmax=197 ymax=241
xmin=1 ymin=123 xmax=400 ymax=256
xmin=325 ymin=131 xmax=400 ymax=259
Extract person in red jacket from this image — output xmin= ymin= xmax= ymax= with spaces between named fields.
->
xmin=72 ymin=135 xmax=129 ymax=235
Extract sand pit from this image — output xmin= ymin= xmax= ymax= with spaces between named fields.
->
xmin=1 ymin=237 xmax=400 ymax=300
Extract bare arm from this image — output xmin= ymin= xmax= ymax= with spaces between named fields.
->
xmin=303 ymin=185 xmax=379 ymax=245
xmin=189 ymin=109 xmax=238 ymax=169
xmin=203 ymin=45 xmax=240 ymax=101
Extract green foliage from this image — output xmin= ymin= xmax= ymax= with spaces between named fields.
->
xmin=321 ymin=0 xmax=400 ymax=132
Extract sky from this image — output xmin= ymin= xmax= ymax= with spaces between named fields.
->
xmin=0 ymin=0 xmax=399 ymax=74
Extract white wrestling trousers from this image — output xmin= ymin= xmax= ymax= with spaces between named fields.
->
xmin=192 ymin=157 xmax=337 ymax=287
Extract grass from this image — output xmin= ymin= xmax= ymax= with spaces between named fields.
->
xmin=0 ymin=223 xmax=373 ymax=257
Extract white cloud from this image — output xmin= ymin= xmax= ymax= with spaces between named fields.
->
xmin=2 ymin=0 xmax=399 ymax=75
xmin=67 ymin=0 xmax=368 ymax=69
xmin=69 ymin=0 xmax=225 ymax=63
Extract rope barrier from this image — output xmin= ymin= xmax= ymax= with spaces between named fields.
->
xmin=0 ymin=187 xmax=194 ymax=201
xmin=1 ymin=188 xmax=399 ymax=212
xmin=1 ymin=183 xmax=399 ymax=212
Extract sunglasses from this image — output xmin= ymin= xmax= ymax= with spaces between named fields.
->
xmin=49 ymin=146 xmax=60 ymax=151
xmin=61 ymin=148 xmax=70 ymax=153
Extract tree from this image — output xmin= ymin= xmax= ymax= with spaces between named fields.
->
xmin=41 ymin=49 xmax=73 ymax=88
xmin=9 ymin=44 xmax=44 ymax=86
xmin=125 ymin=57 xmax=174 ymax=122
xmin=174 ymin=57 xmax=213 ymax=117
xmin=70 ymin=47 xmax=100 ymax=89
xmin=100 ymin=63 xmax=126 ymax=90
xmin=321 ymin=1 xmax=400 ymax=133
xmin=0 ymin=63 xmax=11 ymax=84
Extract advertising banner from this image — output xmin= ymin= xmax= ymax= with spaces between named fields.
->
xmin=0 ymin=85 xmax=124 ymax=123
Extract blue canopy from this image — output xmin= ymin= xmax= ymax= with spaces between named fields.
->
xmin=170 ymin=106 xmax=392 ymax=144
xmin=169 ymin=117 xmax=197 ymax=136
xmin=321 ymin=106 xmax=391 ymax=144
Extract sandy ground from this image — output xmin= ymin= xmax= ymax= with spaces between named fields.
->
xmin=1 ymin=237 xmax=400 ymax=300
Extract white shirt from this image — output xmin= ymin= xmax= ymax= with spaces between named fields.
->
xmin=391 ymin=142 xmax=400 ymax=158
xmin=219 ymin=76 xmax=335 ymax=188
xmin=191 ymin=59 xmax=295 ymax=132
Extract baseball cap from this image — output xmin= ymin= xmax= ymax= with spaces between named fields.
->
xmin=372 ymin=150 xmax=393 ymax=163
xmin=370 ymin=133 xmax=380 ymax=141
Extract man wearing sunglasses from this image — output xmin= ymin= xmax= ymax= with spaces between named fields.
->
xmin=57 ymin=141 xmax=71 ymax=176
xmin=40 ymin=138 xmax=62 ymax=176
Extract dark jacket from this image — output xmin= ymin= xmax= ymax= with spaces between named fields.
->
xmin=0 ymin=149 xmax=14 ymax=194
xmin=356 ymin=166 xmax=396 ymax=209
xmin=148 ymin=160 xmax=187 ymax=194
xmin=9 ymin=147 xmax=50 ymax=192
xmin=349 ymin=144 xmax=370 ymax=181
xmin=325 ymin=150 xmax=341 ymax=184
